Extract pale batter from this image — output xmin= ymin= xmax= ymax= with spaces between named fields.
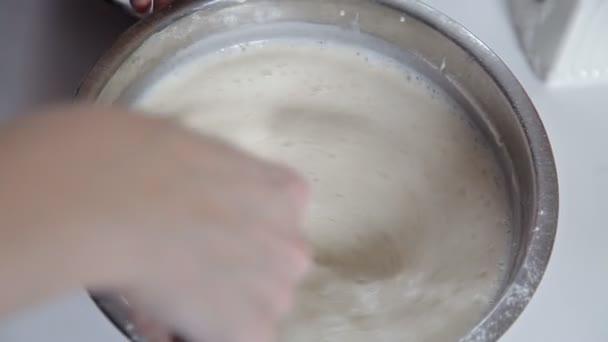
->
xmin=136 ymin=40 xmax=511 ymax=342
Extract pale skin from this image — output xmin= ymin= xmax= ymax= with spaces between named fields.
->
xmin=0 ymin=105 xmax=311 ymax=342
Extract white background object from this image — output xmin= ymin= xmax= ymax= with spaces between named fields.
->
xmin=510 ymin=0 xmax=608 ymax=86
xmin=0 ymin=0 xmax=607 ymax=341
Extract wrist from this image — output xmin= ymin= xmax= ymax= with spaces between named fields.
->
xmin=0 ymin=217 xmax=131 ymax=314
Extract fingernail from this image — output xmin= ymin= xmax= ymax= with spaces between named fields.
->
xmin=130 ymin=0 xmax=150 ymax=13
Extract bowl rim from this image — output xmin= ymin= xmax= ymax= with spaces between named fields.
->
xmin=79 ymin=1 xmax=559 ymax=341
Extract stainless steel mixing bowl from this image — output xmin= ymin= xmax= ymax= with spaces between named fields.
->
xmin=77 ymin=0 xmax=559 ymax=341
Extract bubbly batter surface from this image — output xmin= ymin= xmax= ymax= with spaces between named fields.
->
xmin=136 ymin=40 xmax=511 ymax=342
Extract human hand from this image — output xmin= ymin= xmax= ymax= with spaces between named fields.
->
xmin=0 ymin=105 xmax=310 ymax=342
xmin=130 ymin=0 xmax=174 ymax=14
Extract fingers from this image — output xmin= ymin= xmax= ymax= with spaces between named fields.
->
xmin=129 ymin=0 xmax=150 ymax=13
xmin=268 ymin=165 xmax=310 ymax=216
xmin=123 ymin=230 xmax=310 ymax=342
xmin=252 ymin=229 xmax=311 ymax=282
xmin=250 ymin=164 xmax=310 ymax=231
xmin=130 ymin=0 xmax=174 ymax=14
xmin=128 ymin=309 xmax=173 ymax=342
xmin=173 ymin=295 xmax=278 ymax=342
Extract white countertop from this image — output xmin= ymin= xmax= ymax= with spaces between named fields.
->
xmin=1 ymin=0 xmax=607 ymax=341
